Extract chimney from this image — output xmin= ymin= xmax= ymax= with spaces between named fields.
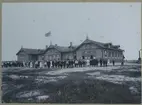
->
xmin=70 ymin=42 xmax=72 ymax=47
xmin=46 ymin=45 xmax=48 ymax=49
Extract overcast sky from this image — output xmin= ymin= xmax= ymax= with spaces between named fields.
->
xmin=2 ymin=3 xmax=141 ymax=61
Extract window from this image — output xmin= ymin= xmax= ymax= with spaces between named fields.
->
xmin=112 ymin=52 xmax=114 ymax=57
xmin=120 ymin=53 xmax=122 ymax=57
xmin=45 ymin=56 xmax=48 ymax=60
xmin=69 ymin=56 xmax=72 ymax=59
xmin=115 ymin=52 xmax=117 ymax=57
xmin=116 ymin=53 xmax=118 ymax=57
xmin=109 ymin=52 xmax=111 ymax=57
xmin=118 ymin=53 xmax=120 ymax=57
xmin=104 ymin=50 xmax=107 ymax=57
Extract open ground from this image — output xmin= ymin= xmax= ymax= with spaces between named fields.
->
xmin=2 ymin=63 xmax=141 ymax=103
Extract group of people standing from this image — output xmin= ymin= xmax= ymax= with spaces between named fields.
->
xmin=2 ymin=58 xmax=124 ymax=69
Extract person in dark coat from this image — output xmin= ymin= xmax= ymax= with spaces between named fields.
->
xmin=95 ymin=59 xmax=97 ymax=66
xmin=81 ymin=60 xmax=84 ymax=67
xmin=106 ymin=59 xmax=108 ymax=67
xmin=55 ymin=60 xmax=57 ymax=68
xmin=113 ymin=60 xmax=115 ymax=66
xmin=63 ymin=60 xmax=66 ymax=68
xmin=100 ymin=59 xmax=102 ymax=67
xmin=121 ymin=61 xmax=124 ymax=66
xmin=90 ymin=59 xmax=92 ymax=67
xmin=71 ymin=60 xmax=74 ymax=68
xmin=47 ymin=61 xmax=50 ymax=68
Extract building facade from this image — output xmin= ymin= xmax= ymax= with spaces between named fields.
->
xmin=16 ymin=37 xmax=124 ymax=62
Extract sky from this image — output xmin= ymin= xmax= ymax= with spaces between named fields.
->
xmin=2 ymin=3 xmax=141 ymax=61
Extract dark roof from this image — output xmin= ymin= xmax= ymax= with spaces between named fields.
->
xmin=17 ymin=39 xmax=124 ymax=55
xmin=75 ymin=39 xmax=124 ymax=51
xmin=16 ymin=48 xmax=45 ymax=55
xmin=44 ymin=45 xmax=78 ymax=53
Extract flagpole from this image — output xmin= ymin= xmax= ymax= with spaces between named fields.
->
xmin=45 ymin=31 xmax=52 ymax=46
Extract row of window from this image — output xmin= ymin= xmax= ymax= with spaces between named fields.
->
xmin=105 ymin=51 xmax=122 ymax=57
xmin=45 ymin=55 xmax=60 ymax=60
xmin=84 ymin=51 xmax=96 ymax=54
xmin=65 ymin=55 xmax=73 ymax=59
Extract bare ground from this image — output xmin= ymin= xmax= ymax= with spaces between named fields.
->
xmin=1 ymin=64 xmax=141 ymax=103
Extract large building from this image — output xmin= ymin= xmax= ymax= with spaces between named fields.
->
xmin=16 ymin=36 xmax=124 ymax=62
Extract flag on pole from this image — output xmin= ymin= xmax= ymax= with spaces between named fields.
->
xmin=45 ymin=31 xmax=51 ymax=37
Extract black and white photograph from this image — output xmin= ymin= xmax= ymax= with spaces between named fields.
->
xmin=2 ymin=3 xmax=141 ymax=103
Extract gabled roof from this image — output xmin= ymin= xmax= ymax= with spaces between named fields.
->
xmin=75 ymin=39 xmax=124 ymax=51
xmin=44 ymin=45 xmax=78 ymax=53
xmin=16 ymin=48 xmax=45 ymax=55
xmin=16 ymin=38 xmax=124 ymax=56
xmin=75 ymin=39 xmax=105 ymax=50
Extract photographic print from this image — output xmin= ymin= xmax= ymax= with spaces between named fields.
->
xmin=1 ymin=2 xmax=141 ymax=103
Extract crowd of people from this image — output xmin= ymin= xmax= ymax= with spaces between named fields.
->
xmin=2 ymin=58 xmax=124 ymax=69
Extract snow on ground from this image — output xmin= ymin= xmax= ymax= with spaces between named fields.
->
xmin=2 ymin=64 xmax=141 ymax=103
xmin=8 ymin=75 xmax=30 ymax=80
xmin=119 ymin=68 xmax=140 ymax=72
xmin=36 ymin=95 xmax=49 ymax=101
xmin=88 ymin=73 xmax=141 ymax=84
xmin=9 ymin=75 xmax=20 ymax=79
xmin=35 ymin=76 xmax=67 ymax=84
xmin=46 ymin=66 xmax=121 ymax=75
xmin=87 ymin=72 xmax=101 ymax=76
xmin=129 ymin=86 xmax=139 ymax=94
xmin=16 ymin=90 xmax=41 ymax=98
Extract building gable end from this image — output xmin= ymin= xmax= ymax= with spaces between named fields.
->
xmin=16 ymin=49 xmax=27 ymax=55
